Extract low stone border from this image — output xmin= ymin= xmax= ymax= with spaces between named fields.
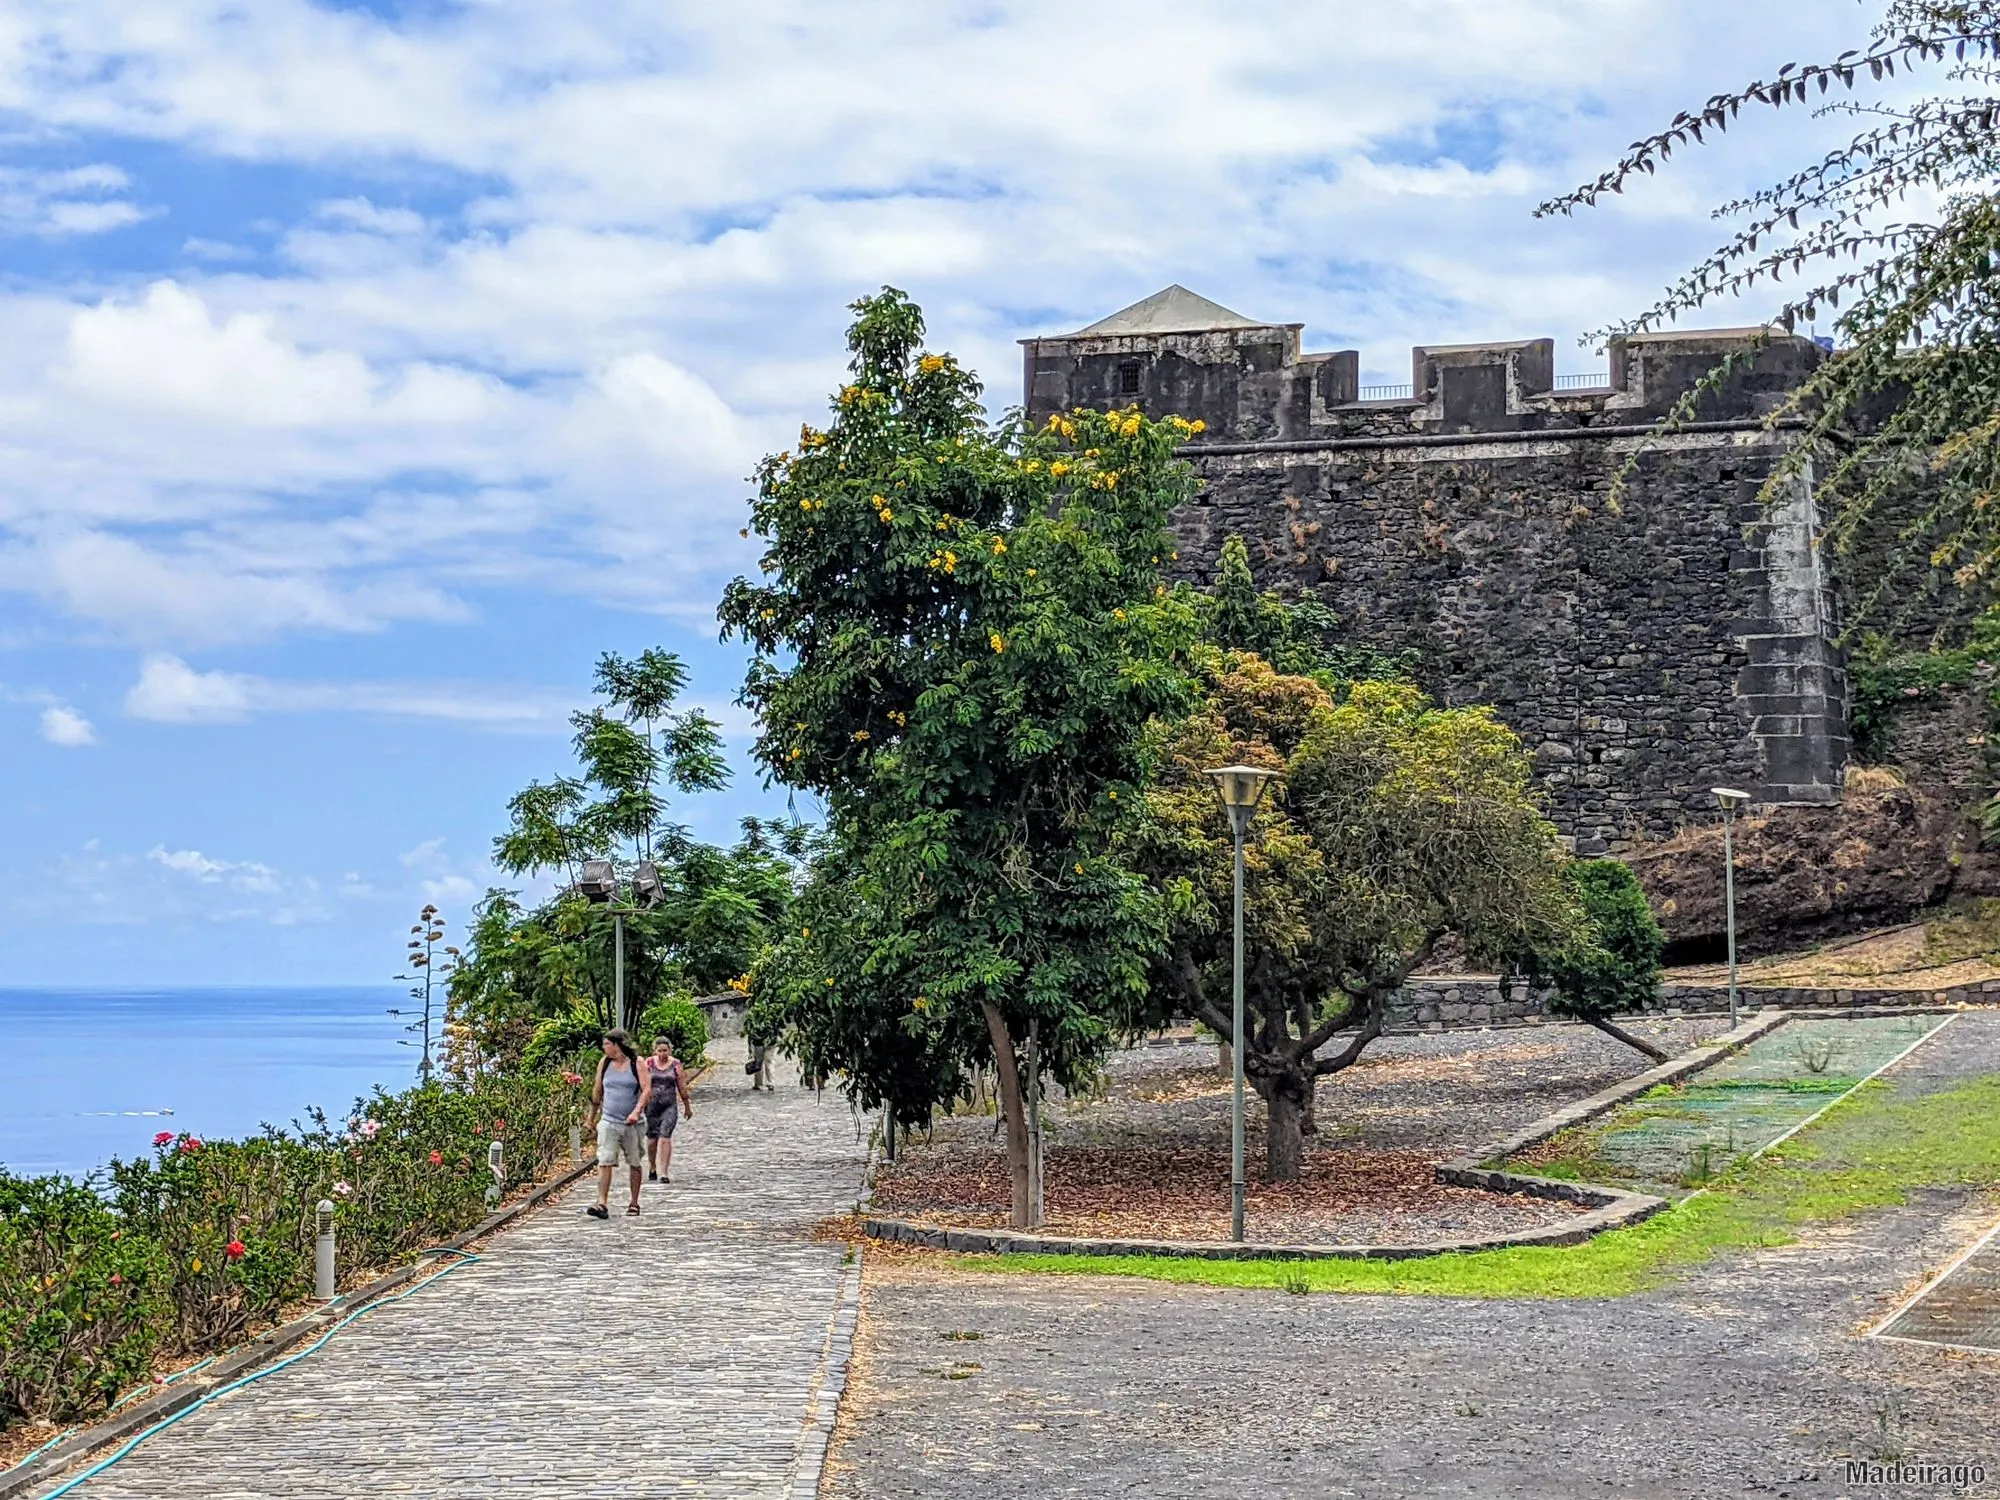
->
xmin=788 ymin=1251 xmax=864 ymax=1499
xmin=2 ymin=1160 xmax=596 ymax=1500
xmin=856 ymin=1011 xmax=1800 ymax=1266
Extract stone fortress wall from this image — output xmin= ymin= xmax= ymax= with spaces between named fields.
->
xmin=1022 ymin=287 xmax=1850 ymax=852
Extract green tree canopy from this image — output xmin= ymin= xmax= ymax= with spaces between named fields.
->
xmin=1131 ymin=655 xmax=1582 ymax=1179
xmin=721 ymin=288 xmax=1200 ymax=1225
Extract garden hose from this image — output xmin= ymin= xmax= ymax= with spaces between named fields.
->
xmin=30 ymin=1247 xmax=481 ymax=1499
xmin=5 ymin=1357 xmax=220 ymax=1477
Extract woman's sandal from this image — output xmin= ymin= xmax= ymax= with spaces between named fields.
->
xmin=586 ymin=1204 xmax=609 ymax=1220
xmin=626 ymin=1203 xmax=641 ymax=1216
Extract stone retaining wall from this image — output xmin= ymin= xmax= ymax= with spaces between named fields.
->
xmin=1389 ymin=974 xmax=2000 ymax=1033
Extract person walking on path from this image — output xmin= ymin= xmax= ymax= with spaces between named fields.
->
xmin=643 ymin=1034 xmax=694 ymax=1183
xmin=588 ymin=1029 xmax=651 ymax=1219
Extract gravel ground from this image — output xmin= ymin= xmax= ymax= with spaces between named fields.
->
xmin=873 ymin=1018 xmax=1734 ymax=1245
xmin=826 ymin=1013 xmax=2000 ymax=1500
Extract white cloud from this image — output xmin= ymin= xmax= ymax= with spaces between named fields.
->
xmin=124 ymin=652 xmax=571 ymax=727
xmin=125 ymin=654 xmax=255 ymax=724
xmin=148 ymin=845 xmax=281 ymax=895
xmin=38 ymin=704 xmax=96 ymax=745
xmin=0 ymin=0 xmax=1896 ymax=651
xmin=0 ymin=164 xmax=145 ymax=238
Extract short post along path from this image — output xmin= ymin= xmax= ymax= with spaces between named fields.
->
xmin=48 ymin=1043 xmax=868 ymax=1500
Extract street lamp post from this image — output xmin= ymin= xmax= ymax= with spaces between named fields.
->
xmin=1205 ymin=763 xmax=1280 ymax=1243
xmin=580 ymin=858 xmax=663 ymax=1032
xmin=1712 ymin=788 xmax=1751 ymax=1028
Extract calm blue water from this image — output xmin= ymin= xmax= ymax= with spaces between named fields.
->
xmin=0 ymin=988 xmax=416 ymax=1180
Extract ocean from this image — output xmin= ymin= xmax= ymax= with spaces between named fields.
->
xmin=0 ymin=987 xmax=418 ymax=1180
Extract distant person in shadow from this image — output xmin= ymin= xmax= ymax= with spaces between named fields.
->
xmin=587 ymin=1030 xmax=650 ymax=1220
xmin=643 ymin=1034 xmax=694 ymax=1184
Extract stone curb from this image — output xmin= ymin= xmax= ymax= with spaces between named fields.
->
xmin=3 ymin=1160 xmax=597 ymax=1500
xmin=788 ymin=1251 xmax=864 ymax=1499
xmin=854 ymin=1011 xmax=1800 ymax=1266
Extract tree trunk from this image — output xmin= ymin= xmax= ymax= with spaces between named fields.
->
xmin=1216 ymin=1041 xmax=1232 ymax=1081
xmin=1264 ymin=1078 xmax=1306 ymax=1182
xmin=982 ymin=1003 xmax=1033 ymax=1228
xmin=1585 ymin=1014 xmax=1670 ymax=1063
xmin=1300 ymin=1075 xmax=1317 ymax=1137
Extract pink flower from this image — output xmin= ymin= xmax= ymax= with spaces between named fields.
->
xmin=179 ymin=1137 xmax=202 ymax=1153
xmin=561 ymin=1071 xmax=583 ymax=1086
xmin=153 ymin=1132 xmax=174 ymax=1147
xmin=491 ymin=1119 xmax=505 ymax=1133
xmin=109 ymin=1273 xmax=123 ymax=1286
xmin=332 ymin=1181 xmax=352 ymax=1197
xmin=358 ymin=1120 xmax=381 ymax=1138
xmin=428 ymin=1150 xmax=443 ymax=1166
xmin=225 ymin=1240 xmax=245 ymax=1261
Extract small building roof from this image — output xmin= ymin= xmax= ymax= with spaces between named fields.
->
xmin=1066 ymin=285 xmax=1272 ymax=337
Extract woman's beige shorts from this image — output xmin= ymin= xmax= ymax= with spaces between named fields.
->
xmin=596 ymin=1117 xmax=646 ymax=1169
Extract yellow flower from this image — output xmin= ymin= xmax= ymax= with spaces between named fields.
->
xmin=825 ymin=977 xmax=835 ymax=987
xmin=918 ymin=354 xmax=946 ymax=374
xmin=191 ymin=1258 xmax=202 ymax=1274
xmin=1190 ymin=419 xmax=1206 ymax=433
xmin=1023 ymin=459 xmax=1042 ymax=473
xmin=1171 ymin=550 xmax=1180 ymax=561
xmin=887 ymin=710 xmax=907 ymax=726
xmin=871 ymin=494 xmax=885 ymax=509
xmin=912 ymin=995 xmax=930 ymax=1011
xmin=853 ymin=729 xmax=871 ymax=742
xmin=802 ymin=927 xmax=811 ymax=938
xmin=879 ymin=509 xmax=894 ymax=523
xmin=1113 ymin=608 xmax=1127 ymax=621
xmin=839 ymin=385 xmax=859 ymax=405
xmin=788 ymin=747 xmax=803 ymax=761
xmin=1027 ymin=568 xmax=1038 ymax=577
xmin=1108 ymin=790 xmax=1118 ymax=800
xmin=990 ymin=632 xmax=1007 ymax=653
xmin=760 ymin=609 xmax=775 ymax=621
xmin=1049 ymin=461 xmax=1071 ymax=478
xmin=992 ymin=537 xmax=1007 ymax=554
xmin=1073 ymin=863 xmax=1084 ymax=875
xmin=1085 ymin=448 xmax=1100 ymax=458
xmin=1120 ymin=417 xmax=1140 ymax=438
xmin=944 ymin=551 xmax=958 ymax=571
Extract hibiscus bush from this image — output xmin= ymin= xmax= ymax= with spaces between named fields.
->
xmin=0 ymin=1069 xmax=587 ymax=1432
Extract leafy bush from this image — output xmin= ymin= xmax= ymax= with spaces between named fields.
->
xmin=1535 ymin=860 xmax=1664 ymax=1021
xmin=0 ymin=1070 xmax=589 ymax=1433
xmin=521 ymin=1005 xmax=609 ymax=1076
xmin=637 ymin=993 xmax=708 ymax=1064
xmin=0 ymin=1171 xmax=168 ymax=1429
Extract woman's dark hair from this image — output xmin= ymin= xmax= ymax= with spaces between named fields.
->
xmin=602 ymin=1028 xmax=638 ymax=1061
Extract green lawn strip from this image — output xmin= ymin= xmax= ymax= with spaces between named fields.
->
xmin=954 ymin=1074 xmax=2000 ymax=1299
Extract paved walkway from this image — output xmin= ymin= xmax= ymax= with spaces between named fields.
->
xmin=829 ymin=1014 xmax=2000 ymax=1499
xmin=53 ymin=1043 xmax=868 ymax=1500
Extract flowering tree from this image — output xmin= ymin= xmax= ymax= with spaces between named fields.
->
xmin=723 ymin=288 xmax=1198 ymax=1226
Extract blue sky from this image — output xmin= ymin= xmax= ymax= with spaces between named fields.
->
xmin=0 ymin=0 xmax=1880 ymax=984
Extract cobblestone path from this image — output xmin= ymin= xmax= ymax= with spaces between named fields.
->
xmin=57 ymin=1044 xmax=868 ymax=1500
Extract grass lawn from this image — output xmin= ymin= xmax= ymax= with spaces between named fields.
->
xmin=957 ymin=1072 xmax=2000 ymax=1299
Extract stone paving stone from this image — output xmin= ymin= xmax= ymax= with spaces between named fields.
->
xmin=59 ymin=1044 xmax=867 ymax=1500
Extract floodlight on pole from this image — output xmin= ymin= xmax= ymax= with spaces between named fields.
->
xmin=577 ymin=859 xmax=633 ymax=1031
xmin=1712 ymin=788 xmax=1751 ymax=1027
xmin=1205 ymin=763 xmax=1280 ymax=1243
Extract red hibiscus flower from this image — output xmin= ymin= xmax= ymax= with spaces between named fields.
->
xmin=179 ymin=1137 xmax=202 ymax=1153
xmin=153 ymin=1131 xmax=174 ymax=1147
xmin=428 ymin=1150 xmax=443 ymax=1166
xmin=225 ymin=1241 xmax=246 ymax=1261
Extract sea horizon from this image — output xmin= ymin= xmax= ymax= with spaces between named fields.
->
xmin=0 ymin=984 xmax=420 ymax=1180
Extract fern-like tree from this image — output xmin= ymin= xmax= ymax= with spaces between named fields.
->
xmin=1508 ymin=860 xmax=1668 ymax=1062
xmin=1542 ymin=1 xmax=2000 ymax=622
xmin=722 ymin=288 xmax=1198 ymax=1227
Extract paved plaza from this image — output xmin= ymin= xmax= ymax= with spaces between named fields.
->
xmin=44 ymin=1043 xmax=867 ymax=1500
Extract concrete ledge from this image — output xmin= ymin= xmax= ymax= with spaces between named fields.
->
xmin=3 ymin=1160 xmax=596 ymax=1500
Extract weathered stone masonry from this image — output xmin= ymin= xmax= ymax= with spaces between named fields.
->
xmin=1022 ymin=287 xmax=1850 ymax=852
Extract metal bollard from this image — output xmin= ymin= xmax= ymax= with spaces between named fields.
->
xmin=569 ymin=1122 xmax=582 ymax=1165
xmin=314 ymin=1199 xmax=336 ymax=1301
xmin=486 ymin=1139 xmax=504 ymax=1206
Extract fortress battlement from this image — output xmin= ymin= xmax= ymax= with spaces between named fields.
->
xmin=1022 ymin=286 xmax=1825 ymax=445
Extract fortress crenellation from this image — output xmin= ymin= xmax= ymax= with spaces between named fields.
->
xmin=1022 ymin=286 xmax=1848 ymax=850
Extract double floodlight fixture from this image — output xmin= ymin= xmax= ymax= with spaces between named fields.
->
xmin=632 ymin=860 xmax=665 ymax=909
xmin=577 ymin=859 xmax=618 ymax=904
xmin=1712 ymin=787 xmax=1752 ymax=814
